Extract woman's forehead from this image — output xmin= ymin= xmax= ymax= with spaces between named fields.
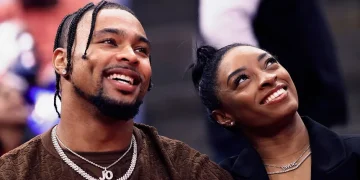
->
xmin=221 ymin=46 xmax=268 ymax=64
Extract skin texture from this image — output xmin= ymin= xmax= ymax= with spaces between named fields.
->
xmin=52 ymin=8 xmax=151 ymax=152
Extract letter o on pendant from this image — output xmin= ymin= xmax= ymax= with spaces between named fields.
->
xmin=105 ymin=170 xmax=113 ymax=180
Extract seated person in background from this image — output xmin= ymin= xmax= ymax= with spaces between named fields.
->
xmin=189 ymin=43 xmax=360 ymax=180
xmin=0 ymin=74 xmax=29 ymax=156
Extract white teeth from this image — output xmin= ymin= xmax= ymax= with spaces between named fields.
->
xmin=118 ymin=81 xmax=129 ymax=85
xmin=107 ymin=73 xmax=134 ymax=85
xmin=264 ymin=88 xmax=286 ymax=104
xmin=274 ymin=92 xmax=279 ymax=97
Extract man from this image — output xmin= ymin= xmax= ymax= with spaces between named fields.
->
xmin=199 ymin=0 xmax=348 ymax=162
xmin=0 ymin=1 xmax=232 ymax=180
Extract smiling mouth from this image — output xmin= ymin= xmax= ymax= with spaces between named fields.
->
xmin=107 ymin=74 xmax=134 ymax=85
xmin=261 ymin=86 xmax=288 ymax=105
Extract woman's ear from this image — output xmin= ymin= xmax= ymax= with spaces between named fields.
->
xmin=212 ymin=110 xmax=235 ymax=127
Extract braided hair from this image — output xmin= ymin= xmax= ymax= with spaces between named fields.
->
xmin=52 ymin=0 xmax=147 ymax=118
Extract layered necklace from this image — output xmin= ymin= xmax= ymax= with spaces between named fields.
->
xmin=51 ymin=126 xmax=137 ymax=180
xmin=264 ymin=145 xmax=311 ymax=175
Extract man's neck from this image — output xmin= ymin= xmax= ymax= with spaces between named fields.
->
xmin=245 ymin=113 xmax=309 ymax=162
xmin=56 ymin=96 xmax=134 ymax=153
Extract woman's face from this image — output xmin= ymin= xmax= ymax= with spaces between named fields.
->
xmin=214 ymin=46 xmax=298 ymax=128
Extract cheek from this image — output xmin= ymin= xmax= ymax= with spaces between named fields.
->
xmin=140 ymin=61 xmax=152 ymax=82
xmin=278 ymin=69 xmax=298 ymax=96
xmin=74 ymin=61 xmax=95 ymax=78
xmin=71 ymin=60 xmax=100 ymax=89
xmin=223 ymin=91 xmax=257 ymax=118
xmin=277 ymin=67 xmax=292 ymax=82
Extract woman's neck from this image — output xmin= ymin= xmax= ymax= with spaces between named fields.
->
xmin=245 ymin=113 xmax=309 ymax=162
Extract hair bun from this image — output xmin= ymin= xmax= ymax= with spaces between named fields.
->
xmin=196 ymin=45 xmax=216 ymax=66
xmin=189 ymin=45 xmax=217 ymax=90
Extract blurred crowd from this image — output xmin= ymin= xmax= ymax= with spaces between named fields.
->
xmin=0 ymin=0 xmax=104 ymax=155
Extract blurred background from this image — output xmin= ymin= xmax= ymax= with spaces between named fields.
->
xmin=0 ymin=0 xmax=359 ymax=162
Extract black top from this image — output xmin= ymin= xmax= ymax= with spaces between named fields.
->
xmin=220 ymin=117 xmax=360 ymax=180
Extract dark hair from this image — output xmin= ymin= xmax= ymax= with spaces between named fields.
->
xmin=190 ymin=43 xmax=252 ymax=120
xmin=53 ymin=0 xmax=150 ymax=118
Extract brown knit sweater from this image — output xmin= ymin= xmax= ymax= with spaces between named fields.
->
xmin=0 ymin=123 xmax=233 ymax=180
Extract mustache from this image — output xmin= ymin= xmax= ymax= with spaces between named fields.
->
xmin=103 ymin=65 xmax=138 ymax=73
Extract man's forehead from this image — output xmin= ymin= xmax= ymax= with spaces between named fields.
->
xmin=78 ymin=8 xmax=145 ymax=35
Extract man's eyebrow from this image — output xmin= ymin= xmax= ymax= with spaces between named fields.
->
xmin=137 ymin=35 xmax=151 ymax=48
xmin=93 ymin=28 xmax=125 ymax=37
xmin=92 ymin=28 xmax=150 ymax=46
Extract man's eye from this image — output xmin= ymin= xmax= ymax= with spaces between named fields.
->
xmin=101 ymin=39 xmax=117 ymax=46
xmin=135 ymin=47 xmax=149 ymax=55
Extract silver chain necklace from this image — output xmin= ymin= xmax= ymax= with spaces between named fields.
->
xmin=264 ymin=145 xmax=311 ymax=175
xmin=55 ymin=130 xmax=133 ymax=171
xmin=51 ymin=126 xmax=137 ymax=180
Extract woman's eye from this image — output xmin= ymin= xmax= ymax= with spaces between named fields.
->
xmin=235 ymin=74 xmax=249 ymax=86
xmin=265 ymin=57 xmax=278 ymax=68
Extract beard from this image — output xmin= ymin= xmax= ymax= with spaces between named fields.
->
xmin=72 ymin=82 xmax=143 ymax=121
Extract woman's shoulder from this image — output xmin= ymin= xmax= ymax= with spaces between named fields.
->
xmin=340 ymin=135 xmax=360 ymax=154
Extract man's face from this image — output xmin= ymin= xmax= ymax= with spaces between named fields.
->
xmin=68 ymin=8 xmax=152 ymax=120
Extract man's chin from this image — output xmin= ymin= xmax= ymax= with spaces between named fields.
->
xmin=93 ymin=98 xmax=143 ymax=121
xmin=111 ymin=97 xmax=138 ymax=105
xmin=73 ymin=84 xmax=143 ymax=120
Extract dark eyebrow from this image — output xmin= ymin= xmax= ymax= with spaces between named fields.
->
xmin=93 ymin=28 xmax=125 ymax=37
xmin=227 ymin=67 xmax=246 ymax=85
xmin=137 ymin=35 xmax=151 ymax=48
xmin=92 ymin=28 xmax=151 ymax=48
xmin=258 ymin=53 xmax=268 ymax=61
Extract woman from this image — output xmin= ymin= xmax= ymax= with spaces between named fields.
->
xmin=190 ymin=43 xmax=360 ymax=180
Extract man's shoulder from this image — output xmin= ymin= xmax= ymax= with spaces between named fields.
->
xmin=158 ymin=135 xmax=201 ymax=157
xmin=134 ymin=123 xmax=202 ymax=157
xmin=135 ymin=124 xmax=233 ymax=179
xmin=158 ymin=133 xmax=233 ymax=179
xmin=135 ymin=123 xmax=218 ymax=166
xmin=0 ymin=135 xmax=42 ymax=168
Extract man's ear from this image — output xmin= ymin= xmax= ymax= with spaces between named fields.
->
xmin=211 ymin=110 xmax=235 ymax=127
xmin=53 ymin=48 xmax=68 ymax=76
